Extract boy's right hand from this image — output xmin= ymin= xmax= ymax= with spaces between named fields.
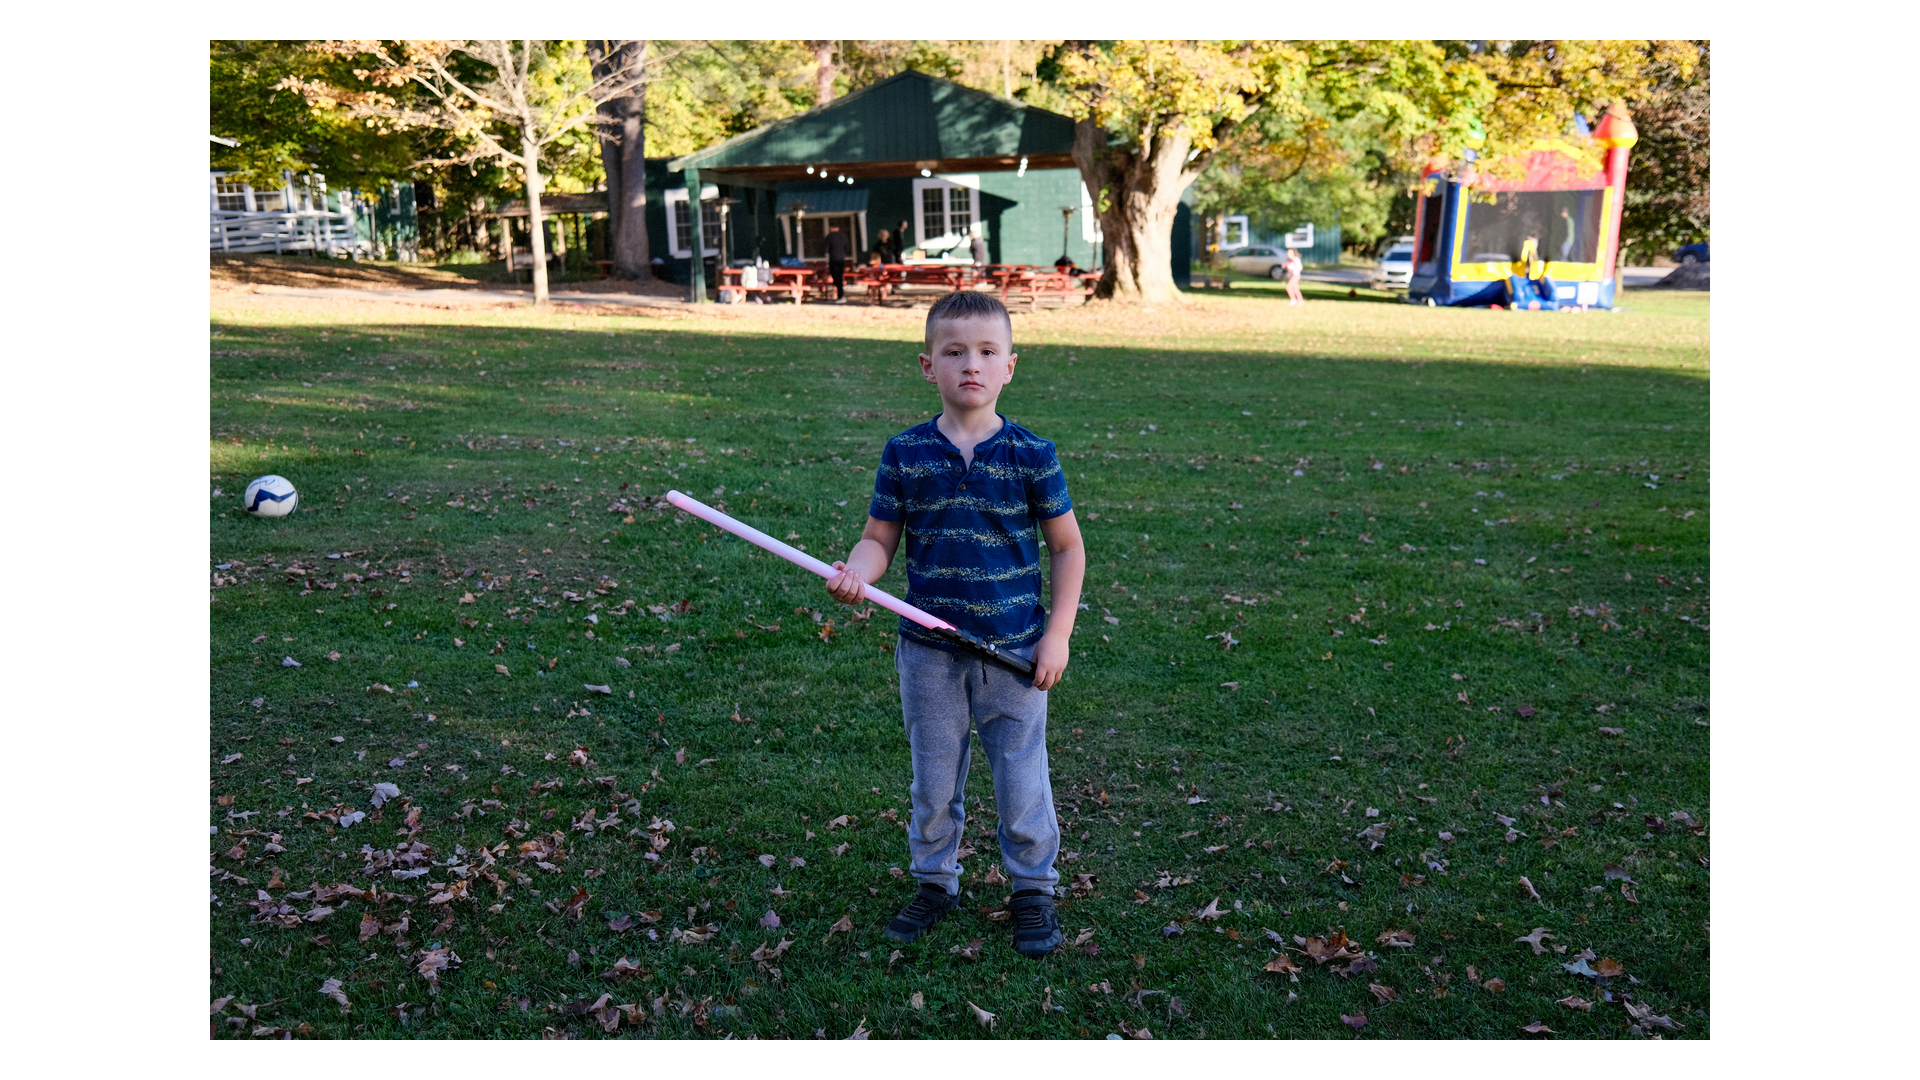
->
xmin=825 ymin=561 xmax=866 ymax=605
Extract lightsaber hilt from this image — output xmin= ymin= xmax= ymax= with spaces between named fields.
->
xmin=664 ymin=490 xmax=1035 ymax=679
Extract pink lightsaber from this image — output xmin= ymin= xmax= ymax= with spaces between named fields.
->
xmin=665 ymin=490 xmax=1034 ymax=677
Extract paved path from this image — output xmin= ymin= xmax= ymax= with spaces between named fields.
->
xmin=1619 ymin=266 xmax=1682 ymax=287
xmin=1301 ymin=267 xmax=1375 ymax=286
xmin=236 ymin=284 xmax=693 ymax=310
xmin=233 ymin=266 xmax=1697 ymax=309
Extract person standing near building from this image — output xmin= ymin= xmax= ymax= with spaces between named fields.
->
xmin=969 ymin=225 xmax=988 ymax=269
xmin=826 ymin=222 xmax=852 ymax=301
xmin=875 ymin=228 xmax=901 ymax=265
xmin=1283 ymin=247 xmax=1304 ymax=306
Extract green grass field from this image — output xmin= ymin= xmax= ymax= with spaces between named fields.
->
xmin=209 ymin=283 xmax=1708 ymax=1039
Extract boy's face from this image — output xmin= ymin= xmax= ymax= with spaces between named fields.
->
xmin=920 ymin=313 xmax=1016 ymax=413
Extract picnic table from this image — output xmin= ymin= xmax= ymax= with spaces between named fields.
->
xmin=717 ymin=266 xmax=811 ymax=304
xmin=995 ymin=267 xmax=1095 ymax=307
xmin=841 ymin=263 xmax=975 ymax=304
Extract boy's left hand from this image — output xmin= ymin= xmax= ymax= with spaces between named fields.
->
xmin=1031 ymin=632 xmax=1069 ymax=691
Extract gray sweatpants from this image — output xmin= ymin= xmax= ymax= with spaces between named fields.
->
xmin=895 ymin=634 xmax=1060 ymax=896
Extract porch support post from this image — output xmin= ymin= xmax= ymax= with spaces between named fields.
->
xmin=685 ymin=166 xmax=706 ymax=303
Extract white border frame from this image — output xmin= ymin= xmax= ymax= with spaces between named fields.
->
xmin=912 ymin=174 xmax=980 ymax=252
xmin=665 ymin=184 xmax=721 ymax=258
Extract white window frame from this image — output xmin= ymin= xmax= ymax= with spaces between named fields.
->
xmin=210 ymin=171 xmax=313 ymax=215
xmin=1220 ymin=215 xmax=1250 ymax=250
xmin=912 ymin=174 xmax=980 ymax=252
xmin=297 ymin=174 xmax=329 ymax=213
xmin=211 ymin=173 xmax=250 ymax=213
xmin=1079 ymin=181 xmax=1104 ymax=244
xmin=665 ymin=184 xmax=721 ymax=257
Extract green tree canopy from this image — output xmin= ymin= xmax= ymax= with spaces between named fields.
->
xmin=209 ymin=41 xmax=419 ymax=190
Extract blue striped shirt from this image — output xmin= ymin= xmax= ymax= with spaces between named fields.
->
xmin=870 ymin=415 xmax=1073 ymax=654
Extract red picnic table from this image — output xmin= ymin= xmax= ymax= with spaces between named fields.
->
xmin=717 ymin=266 xmax=811 ymax=304
xmin=847 ymin=263 xmax=980 ymax=304
xmin=995 ymin=266 xmax=1096 ymax=307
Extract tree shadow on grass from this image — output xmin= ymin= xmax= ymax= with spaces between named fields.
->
xmin=207 ymin=313 xmax=1710 ymax=1040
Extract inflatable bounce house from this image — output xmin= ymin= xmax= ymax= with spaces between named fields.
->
xmin=1407 ymin=107 xmax=1637 ymax=310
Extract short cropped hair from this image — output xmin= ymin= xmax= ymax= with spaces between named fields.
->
xmin=924 ymin=290 xmax=1013 ymax=351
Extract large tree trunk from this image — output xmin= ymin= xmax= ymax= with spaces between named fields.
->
xmin=589 ymin=39 xmax=651 ymax=279
xmin=808 ymin=41 xmax=836 ymax=105
xmin=1072 ymin=117 xmax=1197 ymax=305
xmin=523 ymin=136 xmax=550 ymax=305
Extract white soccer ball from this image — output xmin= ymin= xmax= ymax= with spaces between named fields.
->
xmin=244 ymin=474 xmax=299 ymax=517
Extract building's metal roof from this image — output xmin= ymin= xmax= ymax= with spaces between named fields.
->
xmin=774 ymin=187 xmax=870 ymax=215
xmin=668 ymin=70 xmax=1077 ymax=180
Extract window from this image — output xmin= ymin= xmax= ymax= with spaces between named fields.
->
xmin=947 ymin=185 xmax=971 ymax=237
xmin=1462 ymin=189 xmax=1603 ymax=265
xmin=214 ymin=177 xmax=248 ymax=212
xmin=1079 ymin=182 xmax=1104 ymax=244
xmin=253 ymin=188 xmax=287 ymax=212
xmin=912 ymin=175 xmax=979 ymax=251
xmin=299 ymin=176 xmax=329 ymax=213
xmin=921 ymin=187 xmax=945 ymax=242
xmin=1414 ymin=186 xmax=1445 ymax=266
xmin=1220 ymin=215 xmax=1250 ymax=249
xmin=665 ymin=185 xmax=721 ymax=257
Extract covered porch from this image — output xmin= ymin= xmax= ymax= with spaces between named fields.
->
xmin=659 ymin=70 xmax=1187 ymax=303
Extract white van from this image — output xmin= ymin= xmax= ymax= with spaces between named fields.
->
xmin=1371 ymin=241 xmax=1416 ymax=289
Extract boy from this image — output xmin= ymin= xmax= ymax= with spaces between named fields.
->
xmin=825 ymin=291 xmax=1085 ymax=958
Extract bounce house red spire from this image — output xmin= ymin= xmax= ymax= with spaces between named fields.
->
xmin=1592 ymin=104 xmax=1638 ymax=150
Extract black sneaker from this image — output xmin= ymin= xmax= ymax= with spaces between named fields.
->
xmin=1009 ymin=889 xmax=1063 ymax=958
xmin=884 ymin=883 xmax=956 ymax=944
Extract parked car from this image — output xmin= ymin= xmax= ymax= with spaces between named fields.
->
xmin=1370 ymin=242 xmax=1415 ymax=289
xmin=1675 ymin=242 xmax=1710 ymax=264
xmin=1225 ymin=246 xmax=1290 ymax=279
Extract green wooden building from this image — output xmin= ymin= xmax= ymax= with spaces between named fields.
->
xmin=647 ymin=71 xmax=1192 ymax=298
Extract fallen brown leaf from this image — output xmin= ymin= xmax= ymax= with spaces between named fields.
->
xmin=1556 ymin=995 xmax=1594 ymax=1011
xmin=1515 ymin=927 xmax=1555 ymax=954
xmin=1369 ymin=983 xmax=1396 ymax=1004
xmin=1341 ymin=1013 xmax=1368 ymax=1030
xmin=1293 ymin=931 xmax=1363 ymax=965
xmin=967 ymin=1000 xmax=997 ymax=1031
xmin=1520 ymin=1021 xmax=1554 ymax=1034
